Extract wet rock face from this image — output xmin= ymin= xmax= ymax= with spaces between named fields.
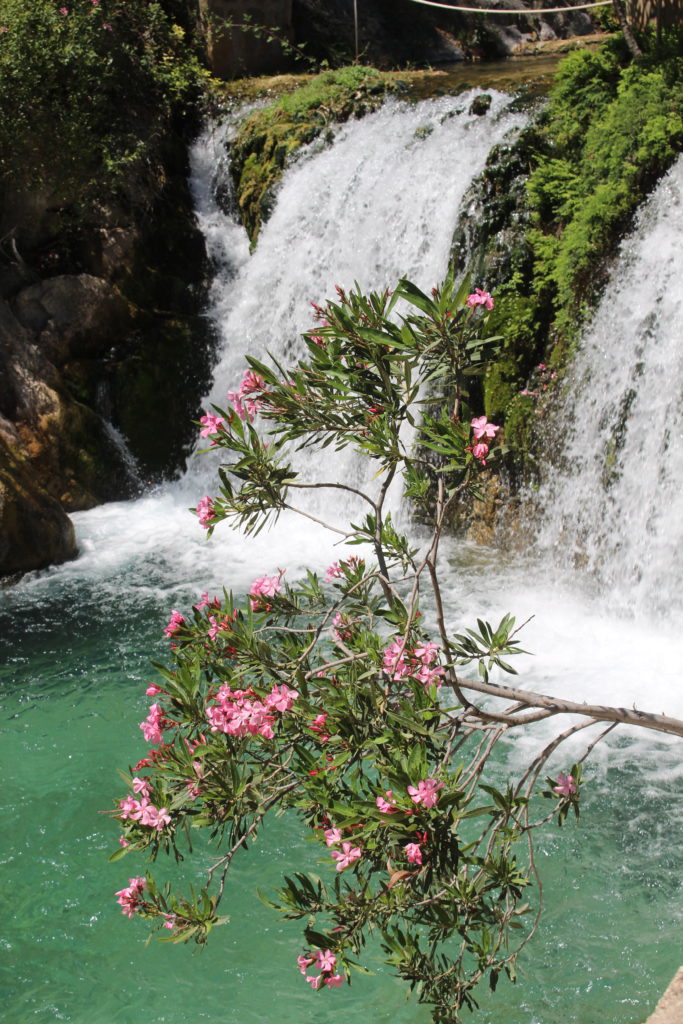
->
xmin=0 ymin=132 xmax=214 ymax=578
xmin=0 ymin=438 xmax=78 ymax=576
xmin=13 ymin=275 xmax=128 ymax=355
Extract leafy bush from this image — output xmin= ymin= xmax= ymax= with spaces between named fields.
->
xmin=109 ymin=274 xmax=683 ymax=1020
xmin=0 ymin=0 xmax=208 ymax=206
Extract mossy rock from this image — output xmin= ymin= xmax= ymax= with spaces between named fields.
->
xmin=230 ymin=67 xmax=398 ymax=243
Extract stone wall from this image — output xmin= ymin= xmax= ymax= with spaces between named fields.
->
xmin=199 ymin=0 xmax=294 ymax=77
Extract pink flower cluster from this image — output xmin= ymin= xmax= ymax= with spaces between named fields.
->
xmin=310 ymin=712 xmax=330 ymax=742
xmin=249 ymin=573 xmax=282 ymax=611
xmin=325 ymin=828 xmax=362 ymax=872
xmin=163 ymin=609 xmax=185 ymax=639
xmin=407 ymin=778 xmax=444 ymax=809
xmin=382 ymin=638 xmax=445 ymax=689
xmin=469 ymin=416 xmax=500 ymax=466
xmin=198 ymin=412 xmax=225 ymax=440
xmin=115 ymin=876 xmax=146 ymax=918
xmin=324 ymin=555 xmax=363 ymax=583
xmin=553 ymin=773 xmax=577 ymax=798
xmin=405 ymin=842 xmax=423 ymax=865
xmin=227 ymin=369 xmax=265 ymax=422
xmin=119 ymin=780 xmax=171 ymax=831
xmin=466 ymin=288 xmax=494 ymax=310
xmin=376 ymin=789 xmax=397 ymax=814
xmin=206 ymin=682 xmax=298 ymax=740
xmin=297 ymin=949 xmax=345 ymax=990
xmin=140 ymin=703 xmax=168 ymax=745
xmin=195 ymin=495 xmax=217 ymax=530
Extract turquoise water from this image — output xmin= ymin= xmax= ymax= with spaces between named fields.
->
xmin=2 ymin=532 xmax=682 ymax=1024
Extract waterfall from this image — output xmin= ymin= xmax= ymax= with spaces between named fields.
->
xmin=536 ymin=156 xmax=683 ymax=618
xmin=54 ymin=89 xmax=528 ymax=598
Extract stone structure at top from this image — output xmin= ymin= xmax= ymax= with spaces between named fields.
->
xmin=199 ymin=0 xmax=293 ymax=78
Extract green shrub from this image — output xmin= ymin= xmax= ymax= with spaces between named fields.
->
xmin=0 ymin=0 xmax=208 ymax=207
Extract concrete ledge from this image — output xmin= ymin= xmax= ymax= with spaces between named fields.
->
xmin=646 ymin=967 xmax=683 ymax=1024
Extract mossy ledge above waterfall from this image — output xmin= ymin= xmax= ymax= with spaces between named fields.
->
xmin=223 ymin=55 xmax=578 ymax=247
xmin=449 ymin=34 xmax=683 ymax=532
xmin=227 ymin=66 xmax=402 ymax=244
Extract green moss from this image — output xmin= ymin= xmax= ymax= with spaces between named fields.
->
xmin=454 ymin=34 xmax=683 ymax=475
xmin=230 ymin=67 xmax=397 ymax=242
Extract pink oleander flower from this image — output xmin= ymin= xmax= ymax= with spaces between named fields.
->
xmin=471 ymin=416 xmax=500 ymax=440
xmin=324 ymin=827 xmax=342 ymax=847
xmin=132 ymin=776 xmax=150 ymax=797
xmin=118 ymin=794 xmax=139 ymax=819
xmin=59 ymin=7 xmax=68 ymax=14
xmin=553 ymin=773 xmax=577 ymax=798
xmin=325 ymin=562 xmax=342 ymax=581
xmin=266 ymin=683 xmax=298 ymax=713
xmin=472 ymin=442 xmax=489 ymax=465
xmin=315 ymin=950 xmax=337 ymax=972
xmin=466 ymin=288 xmax=494 ymax=310
xmin=249 ymin=573 xmax=282 ymax=610
xmin=205 ymin=685 xmax=276 ymax=741
xmin=306 ymin=974 xmax=322 ymax=990
xmin=407 ymin=778 xmax=444 ymax=809
xmin=331 ymin=841 xmax=361 ymax=872
xmin=297 ymin=953 xmax=314 ymax=975
xmin=163 ymin=914 xmax=176 ymax=930
xmin=382 ymin=638 xmax=410 ymax=680
xmin=145 ymin=683 xmax=162 ymax=696
xmin=325 ymin=974 xmax=345 ymax=988
xmin=115 ymin=876 xmax=146 ymax=918
xmin=140 ymin=703 xmax=166 ymax=745
xmin=118 ymin=835 xmax=128 ymax=847
xmin=405 ymin=842 xmax=423 ymax=865
xmin=413 ymin=641 xmax=439 ymax=664
xmin=196 ymin=495 xmax=216 ymax=529
xmin=376 ymin=789 xmax=397 ymax=814
xmin=227 ymin=369 xmax=265 ymax=421
xmin=199 ymin=412 xmax=225 ymax=438
xmin=163 ymin=610 xmax=185 ymax=639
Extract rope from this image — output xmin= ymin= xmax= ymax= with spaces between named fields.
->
xmin=404 ymin=0 xmax=612 ymax=14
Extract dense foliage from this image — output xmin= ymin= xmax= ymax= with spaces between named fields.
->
xmin=452 ymin=35 xmax=683 ymax=455
xmin=0 ymin=0 xmax=207 ymax=207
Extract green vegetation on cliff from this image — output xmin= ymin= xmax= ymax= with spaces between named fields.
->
xmin=0 ymin=0 xmax=207 ymax=208
xmin=454 ymin=35 xmax=683 ymax=457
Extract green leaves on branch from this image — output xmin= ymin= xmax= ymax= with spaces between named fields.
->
xmin=110 ymin=273 xmax=586 ymax=1023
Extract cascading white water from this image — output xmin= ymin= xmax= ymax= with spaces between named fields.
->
xmin=61 ymin=90 xmax=528 ymax=598
xmin=184 ymin=92 xmax=528 ymax=514
xmin=437 ymin=156 xmax=683 ymax=769
xmin=536 ymin=156 xmax=683 ymax=618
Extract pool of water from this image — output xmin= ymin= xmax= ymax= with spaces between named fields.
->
xmin=2 ymin=514 xmax=682 ymax=1024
